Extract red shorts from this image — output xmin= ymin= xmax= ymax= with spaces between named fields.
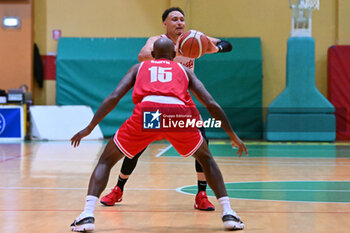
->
xmin=113 ymin=100 xmax=203 ymax=158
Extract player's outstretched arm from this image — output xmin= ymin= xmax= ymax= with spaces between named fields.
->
xmin=71 ymin=64 xmax=140 ymax=147
xmin=138 ymin=36 xmax=162 ymax=62
xmin=186 ymin=67 xmax=248 ymax=157
xmin=206 ymin=36 xmax=220 ymax=53
xmin=206 ymin=36 xmax=232 ymax=54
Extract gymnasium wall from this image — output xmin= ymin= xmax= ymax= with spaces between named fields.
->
xmin=32 ymin=0 xmax=349 ymax=107
xmin=0 ymin=0 xmax=32 ymax=91
xmin=338 ymin=0 xmax=350 ymax=44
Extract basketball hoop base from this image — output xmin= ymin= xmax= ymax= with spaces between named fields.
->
xmin=266 ymin=37 xmax=335 ymax=141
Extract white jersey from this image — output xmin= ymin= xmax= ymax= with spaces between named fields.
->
xmin=161 ymin=34 xmax=195 ymax=71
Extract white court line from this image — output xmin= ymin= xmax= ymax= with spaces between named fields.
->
xmin=17 ymin=157 xmax=350 ymax=163
xmin=2 ymin=160 xmax=350 ymax=168
xmin=182 ymin=188 xmax=350 ymax=192
xmin=138 ymin=161 xmax=350 ymax=167
xmin=0 ymin=187 xmax=175 ymax=191
xmin=2 ymin=187 xmax=349 ymax=192
xmin=213 ymin=159 xmax=350 ymax=165
xmin=1 ymin=160 xmax=350 ymax=168
xmin=155 ymin=144 xmax=173 ymax=157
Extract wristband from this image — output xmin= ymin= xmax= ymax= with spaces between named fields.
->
xmin=216 ymin=40 xmax=232 ymax=53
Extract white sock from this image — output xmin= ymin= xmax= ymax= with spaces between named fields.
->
xmin=81 ymin=195 xmax=98 ymax=218
xmin=218 ymin=196 xmax=236 ymax=216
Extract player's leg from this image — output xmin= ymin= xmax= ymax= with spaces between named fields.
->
xmin=194 ymin=127 xmax=215 ymax=211
xmin=167 ymin=123 xmax=243 ymax=230
xmin=192 ymin=141 xmax=244 ymax=230
xmin=71 ymin=102 xmax=156 ymax=231
xmin=100 ymin=148 xmax=146 ymax=206
xmin=70 ymin=138 xmax=125 ymax=232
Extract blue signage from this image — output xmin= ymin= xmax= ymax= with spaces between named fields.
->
xmin=0 ymin=106 xmax=23 ymax=139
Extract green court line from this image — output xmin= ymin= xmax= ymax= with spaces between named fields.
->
xmin=179 ymin=181 xmax=350 ymax=203
xmin=161 ymin=143 xmax=350 ymax=158
xmin=208 ymin=140 xmax=350 ymax=146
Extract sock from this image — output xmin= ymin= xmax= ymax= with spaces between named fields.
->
xmin=218 ymin=196 xmax=236 ymax=216
xmin=81 ymin=195 xmax=98 ymax=218
xmin=117 ymin=176 xmax=128 ymax=192
xmin=197 ymin=180 xmax=207 ymax=193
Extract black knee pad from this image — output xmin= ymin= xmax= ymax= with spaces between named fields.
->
xmin=195 ymin=159 xmax=203 ymax=173
xmin=120 ymin=147 xmax=146 ymax=175
xmin=198 ymin=127 xmax=209 ymax=144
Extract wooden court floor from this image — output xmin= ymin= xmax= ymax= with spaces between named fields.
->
xmin=1 ymin=140 xmax=350 ymax=233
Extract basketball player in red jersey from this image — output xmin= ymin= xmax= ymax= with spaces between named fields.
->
xmin=101 ymin=7 xmax=233 ymax=211
xmin=70 ymin=38 xmax=247 ymax=232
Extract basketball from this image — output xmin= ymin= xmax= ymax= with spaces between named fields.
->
xmin=178 ymin=30 xmax=209 ymax=58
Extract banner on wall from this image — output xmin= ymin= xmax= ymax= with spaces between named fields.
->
xmin=0 ymin=106 xmax=24 ymax=140
xmin=56 ymin=37 xmax=263 ymax=138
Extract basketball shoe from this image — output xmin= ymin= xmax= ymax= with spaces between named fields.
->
xmin=70 ymin=215 xmax=95 ymax=232
xmin=222 ymin=213 xmax=244 ymax=230
xmin=100 ymin=186 xmax=123 ymax=206
xmin=194 ymin=191 xmax=215 ymax=211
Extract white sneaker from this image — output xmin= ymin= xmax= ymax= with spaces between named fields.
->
xmin=70 ymin=215 xmax=95 ymax=232
xmin=222 ymin=214 xmax=244 ymax=231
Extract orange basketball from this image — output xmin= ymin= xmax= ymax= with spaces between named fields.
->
xmin=178 ymin=30 xmax=209 ymax=58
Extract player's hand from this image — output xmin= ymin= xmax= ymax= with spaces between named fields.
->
xmin=206 ymin=38 xmax=219 ymax=54
xmin=71 ymin=126 xmax=93 ymax=148
xmin=232 ymin=139 xmax=248 ymax=158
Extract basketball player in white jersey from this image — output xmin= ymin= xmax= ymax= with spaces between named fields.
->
xmin=101 ymin=7 xmax=233 ymax=211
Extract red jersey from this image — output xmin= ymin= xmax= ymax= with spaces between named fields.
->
xmin=133 ymin=59 xmax=190 ymax=104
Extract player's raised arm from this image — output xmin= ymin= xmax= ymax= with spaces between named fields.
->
xmin=185 ymin=66 xmax=247 ymax=157
xmin=138 ymin=36 xmax=162 ymax=62
xmin=71 ymin=63 xmax=140 ymax=147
